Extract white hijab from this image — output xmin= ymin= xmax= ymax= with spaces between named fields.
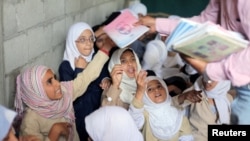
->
xmin=128 ymin=2 xmax=147 ymax=16
xmin=143 ymin=76 xmax=185 ymax=140
xmin=108 ymin=47 xmax=141 ymax=104
xmin=142 ymin=39 xmax=167 ymax=78
xmin=85 ymin=106 xmax=143 ymax=141
xmin=194 ymin=75 xmax=232 ymax=124
xmin=63 ymin=22 xmax=95 ymax=69
xmin=0 ymin=105 xmax=17 ymax=141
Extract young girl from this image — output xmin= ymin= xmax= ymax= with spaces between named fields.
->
xmin=172 ymin=74 xmax=233 ymax=140
xmin=129 ymin=76 xmax=194 ymax=141
xmin=58 ymin=22 xmax=113 ymax=141
xmin=101 ymin=47 xmax=142 ymax=110
xmin=15 ymin=41 xmax=110 ymax=141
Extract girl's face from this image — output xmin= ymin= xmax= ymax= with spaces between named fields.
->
xmin=75 ymin=29 xmax=95 ymax=56
xmin=147 ymin=80 xmax=167 ymax=103
xmin=42 ymin=69 xmax=62 ymax=100
xmin=120 ymin=50 xmax=138 ymax=78
xmin=95 ymin=26 xmax=115 ymax=49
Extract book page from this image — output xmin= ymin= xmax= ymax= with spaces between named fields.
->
xmin=103 ymin=9 xmax=149 ymax=48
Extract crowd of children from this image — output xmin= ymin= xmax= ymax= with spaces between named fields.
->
xmin=2 ymin=0 xmax=250 ymax=141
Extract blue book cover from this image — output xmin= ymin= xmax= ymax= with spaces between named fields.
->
xmin=165 ymin=18 xmax=199 ymax=51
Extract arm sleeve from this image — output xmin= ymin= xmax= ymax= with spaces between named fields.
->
xmin=206 ymin=47 xmax=250 ymax=87
xmin=205 ymin=1 xmax=250 ymax=87
xmin=73 ymin=51 xmax=109 ymax=100
xmin=128 ymin=98 xmax=145 ymax=130
xmin=101 ymin=85 xmax=122 ymax=106
xmin=155 ymin=0 xmax=220 ymax=35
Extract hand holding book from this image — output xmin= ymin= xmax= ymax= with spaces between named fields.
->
xmin=103 ymin=9 xmax=149 ymax=48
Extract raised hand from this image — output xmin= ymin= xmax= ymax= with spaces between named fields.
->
xmin=110 ymin=64 xmax=123 ymax=89
xmin=99 ymin=77 xmax=111 ymax=90
xmin=135 ymin=70 xmax=148 ymax=101
xmin=135 ymin=15 xmax=156 ymax=33
xmin=75 ymin=56 xmax=88 ymax=69
xmin=178 ymin=89 xmax=202 ymax=105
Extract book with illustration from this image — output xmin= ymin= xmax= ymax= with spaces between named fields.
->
xmin=103 ymin=9 xmax=149 ymax=48
xmin=166 ymin=19 xmax=249 ymax=62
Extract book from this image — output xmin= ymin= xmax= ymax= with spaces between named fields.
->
xmin=103 ymin=9 xmax=149 ymax=48
xmin=166 ymin=19 xmax=249 ymax=62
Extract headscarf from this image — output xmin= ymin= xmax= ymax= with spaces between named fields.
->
xmin=108 ymin=47 xmax=141 ymax=104
xmin=142 ymin=40 xmax=167 ymax=78
xmin=63 ymin=22 xmax=95 ymax=69
xmin=128 ymin=2 xmax=147 ymax=16
xmin=85 ymin=106 xmax=143 ymax=141
xmin=0 ymin=105 xmax=17 ymax=141
xmin=143 ymin=76 xmax=184 ymax=140
xmin=14 ymin=65 xmax=75 ymax=123
xmin=193 ymin=75 xmax=231 ymax=124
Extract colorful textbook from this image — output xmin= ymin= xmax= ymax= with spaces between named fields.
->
xmin=166 ymin=19 xmax=249 ymax=62
xmin=103 ymin=9 xmax=149 ymax=48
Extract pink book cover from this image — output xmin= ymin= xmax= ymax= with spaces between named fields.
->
xmin=103 ymin=9 xmax=149 ymax=48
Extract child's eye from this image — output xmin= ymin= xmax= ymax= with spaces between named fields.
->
xmin=157 ymin=84 xmax=163 ymax=89
xmin=120 ymin=59 xmax=126 ymax=64
xmin=147 ymin=88 xmax=152 ymax=92
xmin=47 ymin=79 xmax=52 ymax=85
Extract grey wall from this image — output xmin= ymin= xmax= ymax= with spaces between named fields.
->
xmin=0 ymin=0 xmax=126 ymax=108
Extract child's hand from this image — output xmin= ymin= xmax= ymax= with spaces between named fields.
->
xmin=75 ymin=56 xmax=88 ymax=69
xmin=110 ymin=64 xmax=123 ymax=89
xmin=135 ymin=15 xmax=156 ymax=33
xmin=99 ymin=77 xmax=111 ymax=90
xmin=48 ymin=122 xmax=72 ymax=141
xmin=184 ymin=90 xmax=202 ymax=103
xmin=135 ymin=70 xmax=148 ymax=101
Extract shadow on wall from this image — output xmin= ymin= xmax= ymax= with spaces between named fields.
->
xmin=141 ymin=0 xmax=209 ymax=17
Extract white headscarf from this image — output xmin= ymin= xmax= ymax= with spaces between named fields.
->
xmin=85 ymin=106 xmax=143 ymax=141
xmin=128 ymin=2 xmax=147 ymax=16
xmin=63 ymin=22 xmax=95 ymax=69
xmin=143 ymin=76 xmax=185 ymax=140
xmin=108 ymin=47 xmax=141 ymax=104
xmin=0 ymin=105 xmax=17 ymax=141
xmin=142 ymin=40 xmax=167 ymax=78
xmin=194 ymin=75 xmax=232 ymax=124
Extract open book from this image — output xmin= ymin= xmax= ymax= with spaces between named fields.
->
xmin=166 ymin=19 xmax=249 ymax=62
xmin=103 ymin=9 xmax=149 ymax=48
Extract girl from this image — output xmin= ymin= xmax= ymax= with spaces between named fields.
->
xmin=58 ymin=22 xmax=113 ymax=141
xmin=172 ymin=74 xmax=233 ymax=140
xmin=101 ymin=47 xmax=143 ymax=110
xmin=15 ymin=39 xmax=110 ymax=141
xmin=129 ymin=76 xmax=193 ymax=141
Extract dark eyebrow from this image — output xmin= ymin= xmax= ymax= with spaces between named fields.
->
xmin=96 ymin=33 xmax=106 ymax=39
xmin=46 ymin=76 xmax=54 ymax=84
